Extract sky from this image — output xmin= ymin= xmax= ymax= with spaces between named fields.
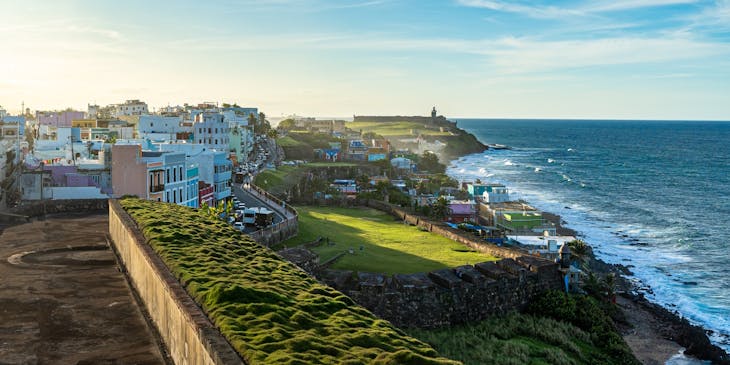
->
xmin=1 ymin=0 xmax=729 ymax=120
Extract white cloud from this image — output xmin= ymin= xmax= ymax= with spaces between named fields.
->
xmin=455 ymin=0 xmax=585 ymax=18
xmin=457 ymin=0 xmax=700 ymax=18
xmin=480 ymin=36 xmax=728 ymax=73
xmin=585 ymin=0 xmax=699 ymax=12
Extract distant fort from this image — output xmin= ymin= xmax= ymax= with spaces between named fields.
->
xmin=353 ymin=107 xmax=458 ymax=128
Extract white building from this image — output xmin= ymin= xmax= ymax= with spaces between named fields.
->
xmin=482 ymin=184 xmax=510 ymax=203
xmin=193 ymin=112 xmax=229 ymax=151
xmin=113 ymin=99 xmax=148 ymax=117
xmin=138 ymin=115 xmax=189 ymax=141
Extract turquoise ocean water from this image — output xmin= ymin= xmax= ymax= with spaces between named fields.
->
xmin=448 ymin=119 xmax=730 ymax=351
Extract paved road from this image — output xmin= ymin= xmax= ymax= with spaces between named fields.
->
xmin=231 ymin=185 xmax=286 ymax=233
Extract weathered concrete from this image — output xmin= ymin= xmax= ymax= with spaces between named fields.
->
xmin=0 ymin=213 xmax=167 ymax=364
xmin=108 ymin=200 xmax=245 ymax=365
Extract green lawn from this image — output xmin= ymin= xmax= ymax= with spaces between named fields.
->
xmin=254 ymin=165 xmax=304 ymax=191
xmin=283 ymin=206 xmax=497 ymax=274
xmin=276 ymin=136 xmax=307 ymax=147
xmin=347 ymin=121 xmax=452 ymax=137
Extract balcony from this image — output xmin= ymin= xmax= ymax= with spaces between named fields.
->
xmin=150 ymin=184 xmax=165 ymax=193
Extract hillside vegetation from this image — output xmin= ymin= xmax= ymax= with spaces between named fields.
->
xmin=410 ymin=291 xmax=640 ymax=365
xmin=120 ymin=198 xmax=459 ymax=365
xmin=346 ymin=117 xmax=486 ymax=160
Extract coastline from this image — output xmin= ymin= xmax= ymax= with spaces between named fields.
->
xmin=445 ymin=150 xmax=730 ymax=364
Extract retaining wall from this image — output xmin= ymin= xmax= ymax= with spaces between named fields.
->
xmin=0 ymin=199 xmax=108 ymax=223
xmin=108 ymin=200 xmax=244 ymax=365
xmin=321 ymin=256 xmax=563 ymax=329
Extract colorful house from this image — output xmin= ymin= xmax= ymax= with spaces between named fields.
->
xmin=448 ymin=200 xmax=477 ymax=223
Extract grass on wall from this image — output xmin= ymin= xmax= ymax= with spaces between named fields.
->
xmin=282 ymin=206 xmax=498 ymax=274
xmin=409 ymin=312 xmax=628 ymax=365
xmin=120 ymin=198 xmax=460 ymax=365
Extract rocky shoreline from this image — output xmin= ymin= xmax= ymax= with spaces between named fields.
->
xmin=542 ymin=211 xmax=729 ymax=364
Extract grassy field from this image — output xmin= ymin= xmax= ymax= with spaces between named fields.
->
xmin=120 ymin=198 xmax=459 ymax=365
xmin=347 ymin=121 xmax=452 ymax=137
xmin=254 ymin=165 xmax=304 ymax=191
xmin=282 ymin=206 xmax=497 ymax=274
xmin=276 ymin=136 xmax=308 ymax=147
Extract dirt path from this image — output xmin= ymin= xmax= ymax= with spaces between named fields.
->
xmin=0 ymin=213 xmax=167 ymax=365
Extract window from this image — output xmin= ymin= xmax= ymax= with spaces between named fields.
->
xmin=179 ymin=167 xmax=183 ymax=181
xmin=166 ymin=191 xmax=170 ymax=202
xmin=173 ymin=189 xmax=177 ymax=203
xmin=166 ymin=169 xmax=170 ymax=183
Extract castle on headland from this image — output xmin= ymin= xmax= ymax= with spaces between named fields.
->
xmin=353 ymin=107 xmax=458 ymax=129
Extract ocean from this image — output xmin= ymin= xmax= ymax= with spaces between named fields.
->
xmin=447 ymin=119 xmax=730 ymax=352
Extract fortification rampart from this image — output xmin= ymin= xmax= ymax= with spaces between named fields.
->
xmin=321 ymin=256 xmax=562 ymax=329
xmin=108 ymin=200 xmax=244 ymax=365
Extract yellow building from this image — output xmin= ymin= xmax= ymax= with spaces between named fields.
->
xmin=72 ymin=119 xmax=97 ymax=128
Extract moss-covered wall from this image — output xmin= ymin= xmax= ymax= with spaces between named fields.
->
xmin=111 ymin=198 xmax=460 ymax=365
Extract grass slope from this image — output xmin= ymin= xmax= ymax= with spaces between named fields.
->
xmin=347 ymin=121 xmax=451 ymax=137
xmin=409 ymin=313 xmax=614 ymax=365
xmin=282 ymin=206 xmax=497 ymax=274
xmin=120 ymin=198 xmax=459 ymax=365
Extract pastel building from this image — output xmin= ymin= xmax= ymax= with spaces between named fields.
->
xmin=138 ymin=115 xmax=188 ymax=142
xmin=156 ymin=143 xmax=232 ymax=204
xmin=482 ymin=184 xmax=510 ymax=203
xmin=185 ymin=162 xmax=200 ymax=208
xmin=468 ymin=183 xmax=510 ymax=203
xmin=111 ymin=144 xmax=197 ymax=206
xmin=193 ymin=113 xmax=229 ymax=151
xmin=113 ymin=100 xmax=148 ymax=117
xmin=37 ymin=111 xmax=85 ymax=128
xmin=448 ymin=200 xmax=478 ymax=223
xmin=224 ymin=110 xmax=254 ymax=164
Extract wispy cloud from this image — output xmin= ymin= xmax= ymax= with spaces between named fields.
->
xmin=166 ymin=30 xmax=730 ymax=75
xmin=457 ymin=0 xmax=700 ymax=18
xmin=585 ymin=0 xmax=699 ymax=12
xmin=455 ymin=0 xmax=585 ymax=19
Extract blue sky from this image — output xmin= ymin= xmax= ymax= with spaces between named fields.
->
xmin=1 ymin=0 xmax=729 ymax=119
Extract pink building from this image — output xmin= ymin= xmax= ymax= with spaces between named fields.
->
xmin=37 ymin=111 xmax=85 ymax=128
xmin=111 ymin=145 xmax=149 ymax=199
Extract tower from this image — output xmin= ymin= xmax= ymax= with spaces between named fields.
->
xmin=558 ymin=243 xmax=571 ymax=268
xmin=431 ymin=106 xmax=437 ymax=118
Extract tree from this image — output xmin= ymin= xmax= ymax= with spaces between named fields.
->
xmin=430 ymin=197 xmax=450 ymax=220
xmin=25 ymin=126 xmax=35 ymax=152
xmin=454 ymin=189 xmax=470 ymax=200
xmin=355 ymin=174 xmax=371 ymax=190
xmin=267 ymin=129 xmax=278 ymax=138
xmin=256 ymin=112 xmax=271 ymax=134
xmin=419 ymin=151 xmax=445 ymax=173
xmin=277 ymin=118 xmax=296 ymax=131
